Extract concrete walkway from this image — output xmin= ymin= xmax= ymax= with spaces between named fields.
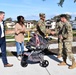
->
xmin=0 ymin=55 xmax=76 ymax=75
xmin=0 ymin=42 xmax=76 ymax=75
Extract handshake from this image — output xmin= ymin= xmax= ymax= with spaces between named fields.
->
xmin=50 ymin=31 xmax=56 ymax=35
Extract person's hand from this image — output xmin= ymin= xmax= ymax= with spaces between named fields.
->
xmin=32 ymin=28 xmax=37 ymax=32
xmin=50 ymin=31 xmax=56 ymax=35
xmin=58 ymin=35 xmax=63 ymax=39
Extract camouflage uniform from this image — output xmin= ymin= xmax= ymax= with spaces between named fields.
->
xmin=37 ymin=13 xmax=51 ymax=37
xmin=37 ymin=19 xmax=46 ymax=36
xmin=61 ymin=21 xmax=75 ymax=63
xmin=55 ymin=21 xmax=63 ymax=56
xmin=36 ymin=13 xmax=46 ymax=37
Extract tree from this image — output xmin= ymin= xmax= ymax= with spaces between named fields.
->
xmin=58 ymin=0 xmax=76 ymax=7
xmin=58 ymin=0 xmax=64 ymax=7
xmin=53 ymin=14 xmax=71 ymax=21
xmin=5 ymin=17 xmax=12 ymax=22
xmin=42 ymin=0 xmax=76 ymax=7
xmin=32 ymin=20 xmax=37 ymax=25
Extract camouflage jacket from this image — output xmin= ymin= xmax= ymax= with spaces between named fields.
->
xmin=55 ymin=21 xmax=63 ymax=35
xmin=62 ymin=21 xmax=73 ymax=41
xmin=37 ymin=19 xmax=46 ymax=37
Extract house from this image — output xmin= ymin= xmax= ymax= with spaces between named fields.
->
xmin=5 ymin=21 xmax=34 ymax=29
xmin=24 ymin=22 xmax=34 ymax=28
xmin=45 ymin=20 xmax=56 ymax=30
xmin=5 ymin=22 xmax=15 ymax=29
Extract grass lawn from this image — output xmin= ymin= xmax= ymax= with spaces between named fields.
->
xmin=5 ymin=30 xmax=76 ymax=56
xmin=6 ymin=51 xmax=15 ymax=56
xmin=0 ymin=51 xmax=15 ymax=56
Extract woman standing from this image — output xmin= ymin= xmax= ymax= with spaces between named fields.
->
xmin=15 ymin=16 xmax=26 ymax=60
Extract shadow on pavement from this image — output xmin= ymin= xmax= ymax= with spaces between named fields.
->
xmin=48 ymin=55 xmax=61 ymax=63
xmin=11 ymin=51 xmax=17 ymax=57
xmin=43 ymin=49 xmax=57 ymax=55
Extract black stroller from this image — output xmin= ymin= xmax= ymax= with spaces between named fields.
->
xmin=21 ymin=33 xmax=49 ymax=67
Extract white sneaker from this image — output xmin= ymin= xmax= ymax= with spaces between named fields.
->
xmin=17 ymin=56 xmax=21 ymax=61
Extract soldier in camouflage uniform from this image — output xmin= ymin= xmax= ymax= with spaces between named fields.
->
xmin=36 ymin=13 xmax=51 ymax=38
xmin=37 ymin=13 xmax=46 ymax=37
xmin=58 ymin=14 xmax=76 ymax=69
xmin=55 ymin=19 xmax=63 ymax=58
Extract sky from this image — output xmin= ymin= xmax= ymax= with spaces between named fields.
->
xmin=0 ymin=0 xmax=76 ymax=20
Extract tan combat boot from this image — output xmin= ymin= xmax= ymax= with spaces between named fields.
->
xmin=68 ymin=61 xmax=76 ymax=69
xmin=58 ymin=61 xmax=67 ymax=66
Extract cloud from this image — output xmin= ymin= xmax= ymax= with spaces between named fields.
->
xmin=64 ymin=12 xmax=76 ymax=16
xmin=64 ymin=12 xmax=72 ymax=15
xmin=22 ymin=12 xmax=76 ymax=20
xmin=51 ymin=12 xmax=76 ymax=18
xmin=64 ymin=12 xmax=76 ymax=19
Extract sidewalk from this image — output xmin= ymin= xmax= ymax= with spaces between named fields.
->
xmin=0 ymin=55 xmax=76 ymax=75
xmin=0 ymin=42 xmax=76 ymax=75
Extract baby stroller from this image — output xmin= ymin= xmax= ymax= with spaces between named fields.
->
xmin=21 ymin=33 xmax=49 ymax=67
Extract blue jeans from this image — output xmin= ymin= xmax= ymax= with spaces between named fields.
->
xmin=16 ymin=41 xmax=24 ymax=56
xmin=0 ymin=37 xmax=8 ymax=65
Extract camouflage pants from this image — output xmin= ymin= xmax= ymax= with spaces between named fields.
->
xmin=62 ymin=41 xmax=75 ymax=62
xmin=58 ymin=39 xmax=63 ymax=56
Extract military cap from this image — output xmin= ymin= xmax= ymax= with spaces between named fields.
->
xmin=39 ymin=13 xmax=45 ymax=17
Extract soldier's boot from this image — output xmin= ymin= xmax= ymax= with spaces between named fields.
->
xmin=68 ymin=60 xmax=76 ymax=69
xmin=57 ymin=55 xmax=62 ymax=58
xmin=58 ymin=61 xmax=67 ymax=66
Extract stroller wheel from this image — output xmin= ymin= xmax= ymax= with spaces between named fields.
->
xmin=39 ymin=60 xmax=49 ymax=67
xmin=21 ymin=60 xmax=28 ymax=67
xmin=21 ymin=55 xmax=28 ymax=67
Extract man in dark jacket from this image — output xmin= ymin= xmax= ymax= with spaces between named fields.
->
xmin=0 ymin=11 xmax=13 ymax=67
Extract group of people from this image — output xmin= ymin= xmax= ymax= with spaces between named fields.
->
xmin=0 ymin=10 xmax=76 ymax=69
xmin=36 ymin=13 xmax=76 ymax=69
xmin=0 ymin=11 xmax=27 ymax=67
